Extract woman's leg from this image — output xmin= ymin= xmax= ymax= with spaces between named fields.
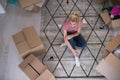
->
xmin=74 ymin=34 xmax=87 ymax=48
xmin=68 ymin=38 xmax=76 ymax=50
xmin=65 ymin=38 xmax=78 ymax=57
xmin=67 ymin=38 xmax=80 ymax=67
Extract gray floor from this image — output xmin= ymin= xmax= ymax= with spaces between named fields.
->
xmin=0 ymin=5 xmax=41 ymax=80
xmin=0 ymin=0 xmax=118 ymax=80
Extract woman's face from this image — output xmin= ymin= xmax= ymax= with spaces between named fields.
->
xmin=70 ymin=21 xmax=77 ymax=26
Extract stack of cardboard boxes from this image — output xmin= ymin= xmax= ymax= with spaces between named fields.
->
xmin=12 ymin=26 xmax=56 ymax=80
xmin=96 ymin=34 xmax=120 ymax=80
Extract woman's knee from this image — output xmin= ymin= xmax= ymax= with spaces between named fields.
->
xmin=68 ymin=39 xmax=76 ymax=49
xmin=76 ymin=41 xmax=87 ymax=48
xmin=81 ymin=41 xmax=87 ymax=48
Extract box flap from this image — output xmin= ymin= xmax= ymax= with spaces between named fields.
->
xmin=30 ymin=44 xmax=45 ymax=55
xmin=111 ymin=19 xmax=120 ymax=28
xmin=19 ymin=54 xmax=35 ymax=69
xmin=12 ymin=31 xmax=25 ymax=44
xmin=23 ymin=65 xmax=39 ymax=80
xmin=35 ymin=0 xmax=45 ymax=7
xmin=22 ymin=26 xmax=41 ymax=48
xmin=35 ymin=69 xmax=56 ymax=80
xmin=30 ymin=58 xmax=46 ymax=74
xmin=19 ymin=0 xmax=41 ymax=8
xmin=16 ymin=41 xmax=30 ymax=56
xmin=100 ymin=12 xmax=111 ymax=25
xmin=105 ymin=34 xmax=120 ymax=52
xmin=105 ymin=53 xmax=120 ymax=72
xmin=31 ymin=5 xmax=40 ymax=12
xmin=96 ymin=59 xmax=120 ymax=80
xmin=97 ymin=0 xmax=105 ymax=3
xmin=24 ymin=5 xmax=34 ymax=11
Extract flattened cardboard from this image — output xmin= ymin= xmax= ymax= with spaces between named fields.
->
xmin=22 ymin=26 xmax=41 ymax=48
xmin=105 ymin=34 xmax=120 ymax=52
xmin=30 ymin=45 xmax=45 ymax=56
xmin=19 ymin=54 xmax=35 ymax=69
xmin=36 ymin=70 xmax=56 ymax=80
xmin=105 ymin=53 xmax=120 ymax=72
xmin=19 ymin=0 xmax=41 ymax=8
xmin=96 ymin=59 xmax=120 ymax=80
xmin=30 ymin=58 xmax=46 ymax=74
xmin=16 ymin=41 xmax=30 ymax=55
xmin=100 ymin=12 xmax=111 ymax=25
xmin=19 ymin=54 xmax=41 ymax=80
xmin=23 ymin=65 xmax=39 ymax=80
xmin=12 ymin=32 xmax=25 ymax=44
xmin=111 ymin=19 xmax=120 ymax=28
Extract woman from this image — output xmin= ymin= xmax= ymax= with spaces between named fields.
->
xmin=62 ymin=12 xmax=87 ymax=66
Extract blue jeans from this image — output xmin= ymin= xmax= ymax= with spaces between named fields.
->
xmin=68 ymin=33 xmax=87 ymax=49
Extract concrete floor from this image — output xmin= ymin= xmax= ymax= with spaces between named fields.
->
xmin=0 ymin=0 xmax=118 ymax=80
xmin=0 ymin=5 xmax=41 ymax=80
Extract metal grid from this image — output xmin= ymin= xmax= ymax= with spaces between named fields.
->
xmin=41 ymin=0 xmax=110 ymax=78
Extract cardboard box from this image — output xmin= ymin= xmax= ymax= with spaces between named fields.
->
xmin=105 ymin=34 xmax=120 ymax=52
xmin=19 ymin=0 xmax=45 ymax=12
xmin=12 ymin=26 xmax=45 ymax=59
xmin=100 ymin=12 xmax=120 ymax=28
xmin=96 ymin=34 xmax=120 ymax=80
xmin=96 ymin=53 xmax=120 ymax=80
xmin=97 ymin=0 xmax=105 ymax=3
xmin=19 ymin=54 xmax=56 ymax=80
xmin=111 ymin=0 xmax=120 ymax=6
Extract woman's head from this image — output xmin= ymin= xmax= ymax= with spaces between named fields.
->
xmin=69 ymin=12 xmax=80 ymax=24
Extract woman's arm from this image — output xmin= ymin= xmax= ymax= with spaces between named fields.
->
xmin=70 ymin=27 xmax=81 ymax=37
xmin=66 ymin=27 xmax=81 ymax=40
xmin=63 ymin=30 xmax=78 ymax=57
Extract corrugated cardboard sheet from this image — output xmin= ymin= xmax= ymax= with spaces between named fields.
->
xmin=105 ymin=34 xmax=120 ymax=52
xmin=19 ymin=54 xmax=56 ymax=80
xmin=19 ymin=0 xmax=41 ymax=8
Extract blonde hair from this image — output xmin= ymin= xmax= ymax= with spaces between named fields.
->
xmin=69 ymin=12 xmax=80 ymax=23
